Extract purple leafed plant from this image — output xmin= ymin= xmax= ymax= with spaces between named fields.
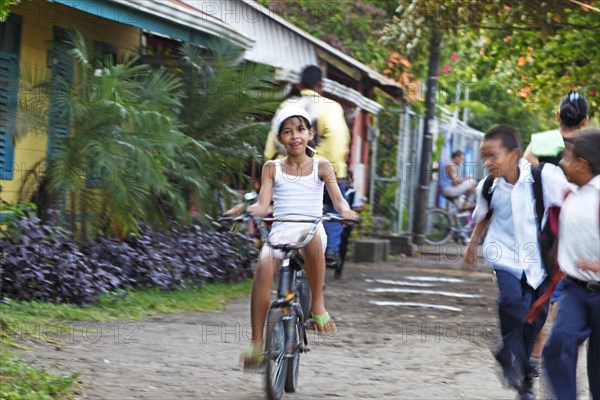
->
xmin=1 ymin=214 xmax=257 ymax=305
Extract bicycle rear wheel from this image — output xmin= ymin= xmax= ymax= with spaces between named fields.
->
xmin=265 ymin=309 xmax=287 ymax=400
xmin=424 ymin=208 xmax=453 ymax=245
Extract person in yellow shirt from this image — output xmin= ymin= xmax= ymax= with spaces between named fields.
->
xmin=264 ymin=65 xmax=350 ymax=273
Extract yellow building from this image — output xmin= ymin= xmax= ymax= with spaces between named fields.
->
xmin=0 ymin=0 xmax=252 ymax=216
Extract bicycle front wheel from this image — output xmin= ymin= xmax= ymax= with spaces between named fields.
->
xmin=284 ymin=326 xmax=300 ymax=393
xmin=265 ymin=309 xmax=287 ymax=400
xmin=424 ymin=208 xmax=453 ymax=245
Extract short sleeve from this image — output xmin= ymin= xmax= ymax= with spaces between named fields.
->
xmin=541 ymin=163 xmax=571 ymax=208
xmin=531 ymin=130 xmax=565 ymax=157
xmin=472 ymin=178 xmax=489 ymax=222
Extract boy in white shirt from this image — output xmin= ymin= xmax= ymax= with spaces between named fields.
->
xmin=463 ymin=124 xmax=569 ymax=400
xmin=543 ymin=130 xmax=600 ymax=400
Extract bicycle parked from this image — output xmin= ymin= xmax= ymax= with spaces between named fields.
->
xmin=424 ymin=194 xmax=474 ymax=245
xmin=220 ymin=212 xmax=356 ymax=400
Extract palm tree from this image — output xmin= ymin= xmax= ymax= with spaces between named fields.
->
xmin=178 ymin=40 xmax=282 ymax=216
xmin=17 ymin=33 xmax=282 ymax=238
xmin=18 ymin=30 xmax=201 ymax=239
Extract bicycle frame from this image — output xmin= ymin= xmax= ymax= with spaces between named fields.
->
xmin=219 ymin=212 xmax=356 ymax=399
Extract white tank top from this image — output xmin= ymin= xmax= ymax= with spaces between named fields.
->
xmin=272 ymin=159 xmax=323 ymax=220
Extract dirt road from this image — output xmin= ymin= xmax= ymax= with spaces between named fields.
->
xmin=17 ymin=258 xmax=589 ymax=399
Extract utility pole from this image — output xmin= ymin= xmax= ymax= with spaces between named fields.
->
xmin=412 ymin=30 xmax=441 ymax=246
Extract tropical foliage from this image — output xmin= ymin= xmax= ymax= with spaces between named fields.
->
xmin=0 ymin=0 xmax=20 ymax=21
xmin=0 ymin=202 xmax=257 ymax=304
xmin=16 ymin=32 xmax=282 ymax=238
xmin=178 ymin=41 xmax=282 ymax=216
xmin=18 ymin=30 xmax=196 ymax=239
xmin=381 ymin=0 xmax=600 ymax=129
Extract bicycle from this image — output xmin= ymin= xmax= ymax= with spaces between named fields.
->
xmin=220 ymin=212 xmax=356 ymax=400
xmin=424 ymin=195 xmax=474 ymax=245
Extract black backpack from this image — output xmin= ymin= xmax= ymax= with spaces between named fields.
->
xmin=481 ymin=162 xmax=557 ymax=274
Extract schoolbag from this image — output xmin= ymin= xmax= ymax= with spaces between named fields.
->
xmin=481 ymin=162 xmax=557 ymax=275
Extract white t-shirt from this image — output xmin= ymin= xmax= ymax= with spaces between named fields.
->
xmin=558 ymin=175 xmax=600 ymax=282
xmin=472 ymin=159 xmax=570 ymax=289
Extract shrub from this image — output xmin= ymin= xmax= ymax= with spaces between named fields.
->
xmin=1 ymin=213 xmax=257 ymax=305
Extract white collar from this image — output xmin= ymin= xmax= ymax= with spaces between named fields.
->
xmin=578 ymin=175 xmax=600 ymax=191
xmin=489 ymin=158 xmax=531 ymax=187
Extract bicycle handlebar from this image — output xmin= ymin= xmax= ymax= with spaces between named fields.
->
xmin=218 ymin=213 xmax=359 ymax=251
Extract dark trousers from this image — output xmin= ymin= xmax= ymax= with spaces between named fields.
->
xmin=494 ymin=269 xmax=549 ymax=378
xmin=543 ymin=277 xmax=600 ymax=400
xmin=323 ymin=181 xmax=347 ymax=252
xmin=338 ymin=225 xmax=353 ymax=268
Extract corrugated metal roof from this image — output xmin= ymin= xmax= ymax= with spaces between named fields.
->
xmin=183 ymin=0 xmax=388 ymax=113
xmin=183 ymin=0 xmax=318 ymax=70
xmin=106 ymin=0 xmax=254 ymax=49
xmin=236 ymin=0 xmax=403 ymax=92
xmin=280 ymin=71 xmax=382 ymax=114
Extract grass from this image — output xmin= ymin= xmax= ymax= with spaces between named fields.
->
xmin=0 ymin=280 xmax=253 ymax=399
xmin=2 ymin=280 xmax=253 ymax=328
xmin=0 ymin=350 xmax=78 ymax=400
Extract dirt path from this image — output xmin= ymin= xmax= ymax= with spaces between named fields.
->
xmin=17 ymin=259 xmax=589 ymax=399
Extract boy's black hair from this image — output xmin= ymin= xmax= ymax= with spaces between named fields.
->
xmin=300 ymin=65 xmax=323 ymax=90
xmin=572 ymin=129 xmax=600 ymax=175
xmin=559 ymin=90 xmax=589 ymax=128
xmin=451 ymin=150 xmax=464 ymax=158
xmin=483 ymin=124 xmax=521 ymax=151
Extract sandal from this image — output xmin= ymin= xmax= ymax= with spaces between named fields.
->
xmin=312 ymin=311 xmax=338 ymax=337
xmin=241 ymin=344 xmax=265 ymax=371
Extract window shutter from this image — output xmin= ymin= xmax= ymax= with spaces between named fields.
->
xmin=47 ymin=29 xmax=74 ymax=161
xmin=0 ymin=51 xmax=18 ymax=180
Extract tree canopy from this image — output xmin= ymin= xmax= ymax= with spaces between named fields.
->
xmin=381 ymin=0 xmax=599 ymax=127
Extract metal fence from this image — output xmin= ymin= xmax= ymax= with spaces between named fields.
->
xmin=369 ymin=106 xmax=485 ymax=236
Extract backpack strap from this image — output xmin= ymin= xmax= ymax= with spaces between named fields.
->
xmin=531 ymin=162 xmax=545 ymax=230
xmin=482 ymin=175 xmax=495 ymax=220
xmin=483 ymin=162 xmax=546 ymax=224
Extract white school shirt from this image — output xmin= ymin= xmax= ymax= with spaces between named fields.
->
xmin=472 ymin=159 xmax=569 ymax=289
xmin=557 ymin=175 xmax=600 ymax=282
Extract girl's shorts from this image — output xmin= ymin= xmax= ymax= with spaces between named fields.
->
xmin=259 ymin=222 xmax=327 ymax=261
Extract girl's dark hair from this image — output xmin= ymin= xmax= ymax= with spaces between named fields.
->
xmin=572 ymin=129 xmax=600 ymax=175
xmin=559 ymin=90 xmax=589 ymax=128
xmin=277 ymin=115 xmax=311 ymax=134
xmin=451 ymin=150 xmax=464 ymax=158
xmin=483 ymin=124 xmax=521 ymax=151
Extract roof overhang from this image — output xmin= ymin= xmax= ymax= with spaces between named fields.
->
xmin=240 ymin=0 xmax=403 ymax=99
xmin=48 ymin=0 xmax=254 ymax=50
xmin=276 ymin=69 xmax=383 ymax=115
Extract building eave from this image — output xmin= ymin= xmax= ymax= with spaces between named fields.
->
xmin=239 ymin=0 xmax=403 ymax=97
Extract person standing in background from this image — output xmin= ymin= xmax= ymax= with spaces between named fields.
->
xmin=524 ymin=90 xmax=589 ymax=166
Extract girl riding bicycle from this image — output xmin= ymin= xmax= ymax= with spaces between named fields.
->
xmin=227 ymin=105 xmax=358 ymax=368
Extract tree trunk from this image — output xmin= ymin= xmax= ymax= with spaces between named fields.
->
xmin=69 ymin=190 xmax=76 ymax=236
xmin=81 ymin=190 xmax=88 ymax=242
xmin=412 ymin=31 xmax=442 ymax=246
